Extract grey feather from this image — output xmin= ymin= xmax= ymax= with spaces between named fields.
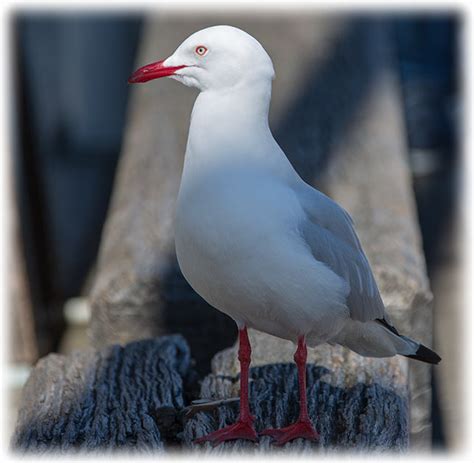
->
xmin=297 ymin=185 xmax=386 ymax=322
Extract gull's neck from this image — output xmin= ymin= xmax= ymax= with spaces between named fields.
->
xmin=185 ymin=80 xmax=274 ymax=168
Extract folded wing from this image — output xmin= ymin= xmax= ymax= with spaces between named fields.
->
xmin=297 ymin=184 xmax=387 ymax=323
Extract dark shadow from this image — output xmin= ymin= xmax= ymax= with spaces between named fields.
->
xmin=273 ymin=17 xmax=387 ymax=185
xmin=13 ymin=13 xmax=143 ymax=355
xmin=160 ymin=258 xmax=237 ymax=377
xmin=394 ymin=15 xmax=460 ymax=449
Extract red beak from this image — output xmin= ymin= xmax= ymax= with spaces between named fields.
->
xmin=128 ymin=59 xmax=186 ymax=84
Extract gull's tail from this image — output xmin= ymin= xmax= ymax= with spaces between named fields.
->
xmin=403 ymin=343 xmax=441 ymax=364
xmin=376 ymin=318 xmax=441 ymax=365
xmin=331 ymin=318 xmax=441 ymax=364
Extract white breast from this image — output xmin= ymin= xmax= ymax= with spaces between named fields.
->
xmin=175 ymin=165 xmax=349 ymax=344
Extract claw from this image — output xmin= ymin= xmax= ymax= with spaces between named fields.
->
xmin=195 ymin=419 xmax=258 ymax=446
xmin=260 ymin=419 xmax=319 ymax=446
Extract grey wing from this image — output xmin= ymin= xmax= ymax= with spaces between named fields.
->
xmin=298 ymin=185 xmax=387 ymax=322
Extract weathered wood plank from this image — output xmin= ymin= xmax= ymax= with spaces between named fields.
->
xmin=184 ymin=338 xmax=409 ymax=452
xmin=11 ymin=336 xmax=191 ymax=454
xmin=11 ymin=337 xmax=409 ymax=453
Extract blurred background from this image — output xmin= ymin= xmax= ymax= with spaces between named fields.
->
xmin=7 ymin=10 xmax=461 ymax=450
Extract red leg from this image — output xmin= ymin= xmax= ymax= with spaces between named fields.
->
xmin=195 ymin=327 xmax=257 ymax=446
xmin=261 ymin=336 xmax=319 ymax=445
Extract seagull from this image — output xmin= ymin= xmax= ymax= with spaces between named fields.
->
xmin=129 ymin=25 xmax=441 ymax=446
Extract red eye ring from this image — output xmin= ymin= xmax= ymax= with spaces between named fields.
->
xmin=195 ymin=45 xmax=208 ymax=56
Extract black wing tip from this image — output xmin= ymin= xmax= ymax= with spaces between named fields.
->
xmin=376 ymin=318 xmax=400 ymax=336
xmin=405 ymin=344 xmax=442 ymax=365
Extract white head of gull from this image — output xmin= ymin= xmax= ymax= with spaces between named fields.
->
xmin=129 ymin=25 xmax=441 ymax=446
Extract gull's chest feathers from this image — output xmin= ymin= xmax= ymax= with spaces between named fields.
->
xmin=176 ymin=164 xmax=301 ymax=260
xmin=174 ymin=163 xmax=303 ymax=306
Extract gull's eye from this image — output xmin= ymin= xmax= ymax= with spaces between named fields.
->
xmin=195 ymin=45 xmax=208 ymax=57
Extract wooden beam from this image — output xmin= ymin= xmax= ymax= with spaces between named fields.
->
xmin=11 ymin=336 xmax=191 ymax=453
